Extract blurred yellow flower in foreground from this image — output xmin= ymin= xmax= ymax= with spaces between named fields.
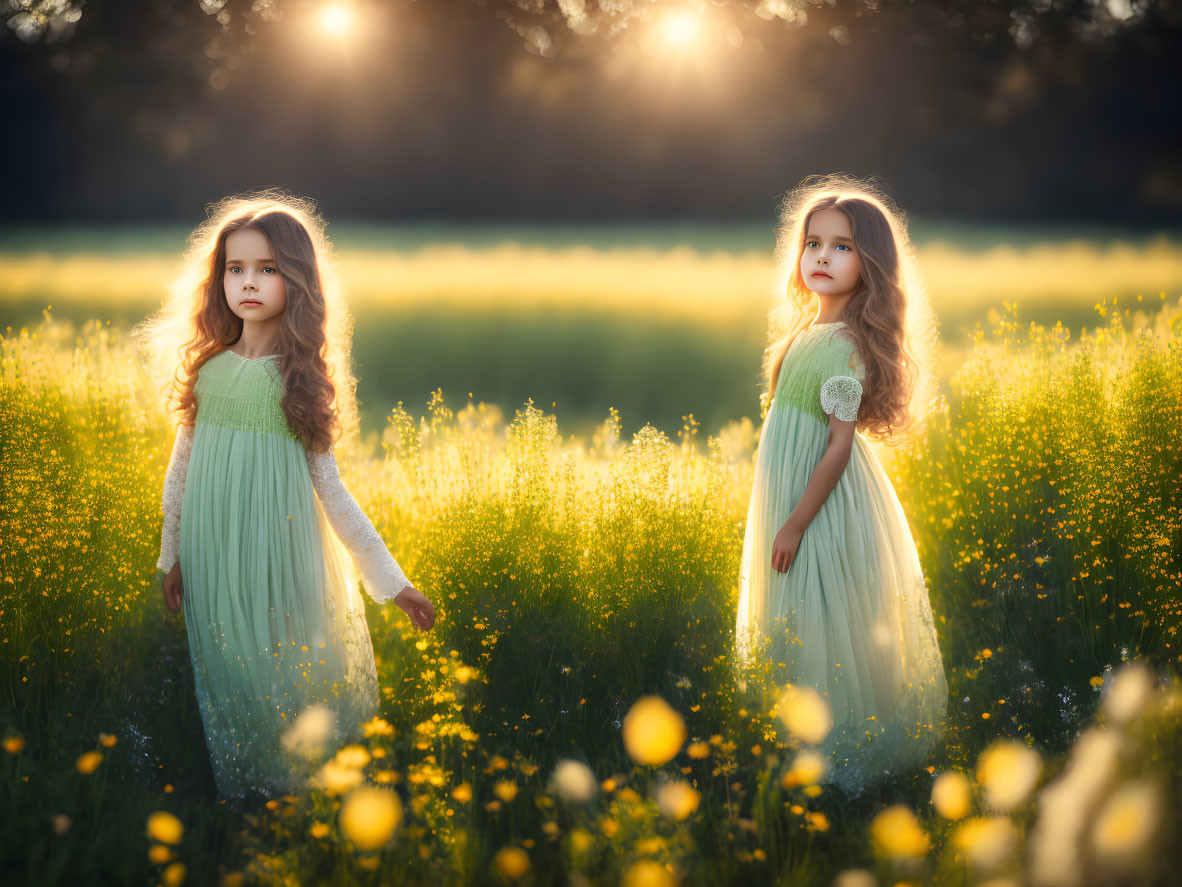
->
xmin=340 ymin=786 xmax=402 ymax=851
xmin=953 ymin=816 xmax=1018 ymax=871
xmin=569 ymin=827 xmax=594 ymax=854
xmin=4 ymin=735 xmax=25 ymax=754
xmin=309 ymin=822 xmax=330 ymax=839
xmin=280 ymin=704 xmax=336 ymax=760
xmin=623 ymin=859 xmax=678 ymax=887
xmin=362 ymin=715 xmax=395 ymax=738
xmin=145 ymin=811 xmax=184 ymax=845
xmin=162 ymin=862 xmax=186 ymax=887
xmin=549 ymin=759 xmax=597 ymax=803
xmin=1101 ymin=661 xmax=1155 ymax=725
xmin=52 ymin=814 xmax=71 ymax=835
xmin=335 ymin=744 xmax=372 ymax=770
xmin=686 ymin=740 xmax=709 ymax=759
xmin=870 ymin=805 xmax=929 ymax=859
xmin=98 ymin=733 xmax=117 ymax=747
xmin=452 ymin=782 xmax=473 ymax=803
xmin=148 ymin=844 xmax=174 ymax=863
xmin=976 ymin=739 xmax=1042 ymax=811
xmin=623 ymin=696 xmax=686 ymax=765
xmin=781 ymin=749 xmax=828 ymax=789
xmin=1028 ymin=726 xmax=1125 ymax=887
xmin=654 ymin=779 xmax=700 ymax=821
xmin=75 ymin=751 xmax=103 ymax=774
xmin=1091 ymin=779 xmax=1161 ymax=868
xmin=777 ymin=684 xmax=833 ymax=745
xmin=494 ymin=780 xmax=519 ymax=802
xmin=492 ymin=846 xmax=530 ymax=880
xmin=313 ymin=759 xmax=365 ymax=795
xmin=831 ymin=868 xmax=878 ymax=887
xmin=931 ymin=770 xmax=973 ymax=820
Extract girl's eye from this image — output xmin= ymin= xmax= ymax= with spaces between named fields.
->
xmin=228 ymin=266 xmax=239 ymax=273
xmin=806 ymin=241 xmax=818 ymax=248
xmin=263 ymin=267 xmax=275 ymax=273
xmin=836 ymin=244 xmax=850 ymax=251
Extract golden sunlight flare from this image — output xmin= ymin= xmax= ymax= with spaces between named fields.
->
xmin=339 ymin=786 xmax=402 ymax=851
xmin=654 ymin=779 xmax=700 ymax=821
xmin=976 ymin=739 xmax=1042 ymax=812
xmin=622 ymin=696 xmax=687 ymax=765
xmin=662 ymin=12 xmax=699 ymax=48
xmin=549 ymin=759 xmax=597 ymax=803
xmin=145 ymin=811 xmax=185 ymax=845
xmin=319 ymin=3 xmax=355 ymax=37
xmin=869 ymin=805 xmax=930 ymax=859
xmin=931 ymin=770 xmax=973 ymax=819
xmin=776 ymin=683 xmax=834 ymax=745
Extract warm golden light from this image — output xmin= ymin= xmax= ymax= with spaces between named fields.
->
xmin=663 ymin=14 xmax=699 ymax=47
xmin=319 ymin=3 xmax=354 ymax=37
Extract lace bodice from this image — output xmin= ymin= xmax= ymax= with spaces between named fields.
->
xmin=155 ymin=351 xmax=412 ymax=605
xmin=773 ymin=322 xmax=866 ymax=425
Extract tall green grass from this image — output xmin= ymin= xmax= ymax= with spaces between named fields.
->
xmin=1 ymin=296 xmax=1179 ymax=886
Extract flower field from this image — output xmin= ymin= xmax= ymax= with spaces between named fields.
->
xmin=1 ymin=294 xmax=1179 ymax=886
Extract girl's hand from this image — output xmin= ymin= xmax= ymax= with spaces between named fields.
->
xmin=162 ymin=562 xmax=184 ymax=613
xmin=394 ymin=586 xmax=435 ymax=631
xmin=771 ymin=522 xmax=804 ymax=574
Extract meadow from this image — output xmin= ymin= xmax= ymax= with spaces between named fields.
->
xmin=1 ymin=231 xmax=1181 ymax=886
xmin=4 ymin=223 xmax=1182 ymax=437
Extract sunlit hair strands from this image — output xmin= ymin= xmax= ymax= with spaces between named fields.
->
xmin=133 ymin=190 xmax=359 ymax=453
xmin=764 ymin=174 xmax=941 ymax=446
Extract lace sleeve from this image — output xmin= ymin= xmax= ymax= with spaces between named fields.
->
xmin=306 ymin=447 xmax=412 ymax=605
xmin=820 ymin=375 xmax=863 ymax=423
xmin=156 ymin=423 xmax=194 ymax=571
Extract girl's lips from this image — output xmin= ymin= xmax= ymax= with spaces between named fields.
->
xmin=241 ymin=300 xmax=262 ymax=306
xmin=811 ymin=272 xmax=832 ymax=279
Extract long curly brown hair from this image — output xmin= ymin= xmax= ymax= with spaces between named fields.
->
xmin=134 ymin=191 xmax=359 ymax=453
xmin=764 ymin=175 xmax=941 ymax=445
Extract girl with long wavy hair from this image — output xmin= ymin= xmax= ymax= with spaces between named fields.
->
xmin=735 ymin=175 xmax=948 ymax=799
xmin=133 ymin=190 xmax=434 ymax=808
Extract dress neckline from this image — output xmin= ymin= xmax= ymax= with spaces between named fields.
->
xmin=809 ymin=320 xmax=846 ymax=329
xmin=224 ymin=349 xmax=280 ymax=362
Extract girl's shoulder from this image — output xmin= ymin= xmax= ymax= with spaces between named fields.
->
xmin=827 ymin=326 xmax=865 ymax=380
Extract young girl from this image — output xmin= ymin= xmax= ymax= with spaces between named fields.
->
xmin=135 ymin=191 xmax=435 ymax=807
xmin=735 ymin=176 xmax=948 ymax=798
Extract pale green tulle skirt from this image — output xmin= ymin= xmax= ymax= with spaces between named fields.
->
xmin=736 ymin=399 xmax=949 ymax=798
xmin=179 ymin=420 xmax=379 ymax=806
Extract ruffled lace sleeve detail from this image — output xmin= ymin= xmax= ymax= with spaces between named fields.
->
xmin=820 ymin=375 xmax=863 ymax=423
xmin=306 ymin=447 xmax=412 ymax=605
xmin=156 ymin=423 xmax=194 ymax=571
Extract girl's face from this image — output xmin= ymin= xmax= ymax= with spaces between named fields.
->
xmin=223 ymin=227 xmax=287 ymax=323
xmin=800 ymin=207 xmax=861 ymax=297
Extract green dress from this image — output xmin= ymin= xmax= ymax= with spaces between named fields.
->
xmin=735 ymin=322 xmax=948 ymax=798
xmin=157 ymin=350 xmax=404 ymax=806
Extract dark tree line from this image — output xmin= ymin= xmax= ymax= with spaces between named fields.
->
xmin=2 ymin=0 xmax=1179 ymax=222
